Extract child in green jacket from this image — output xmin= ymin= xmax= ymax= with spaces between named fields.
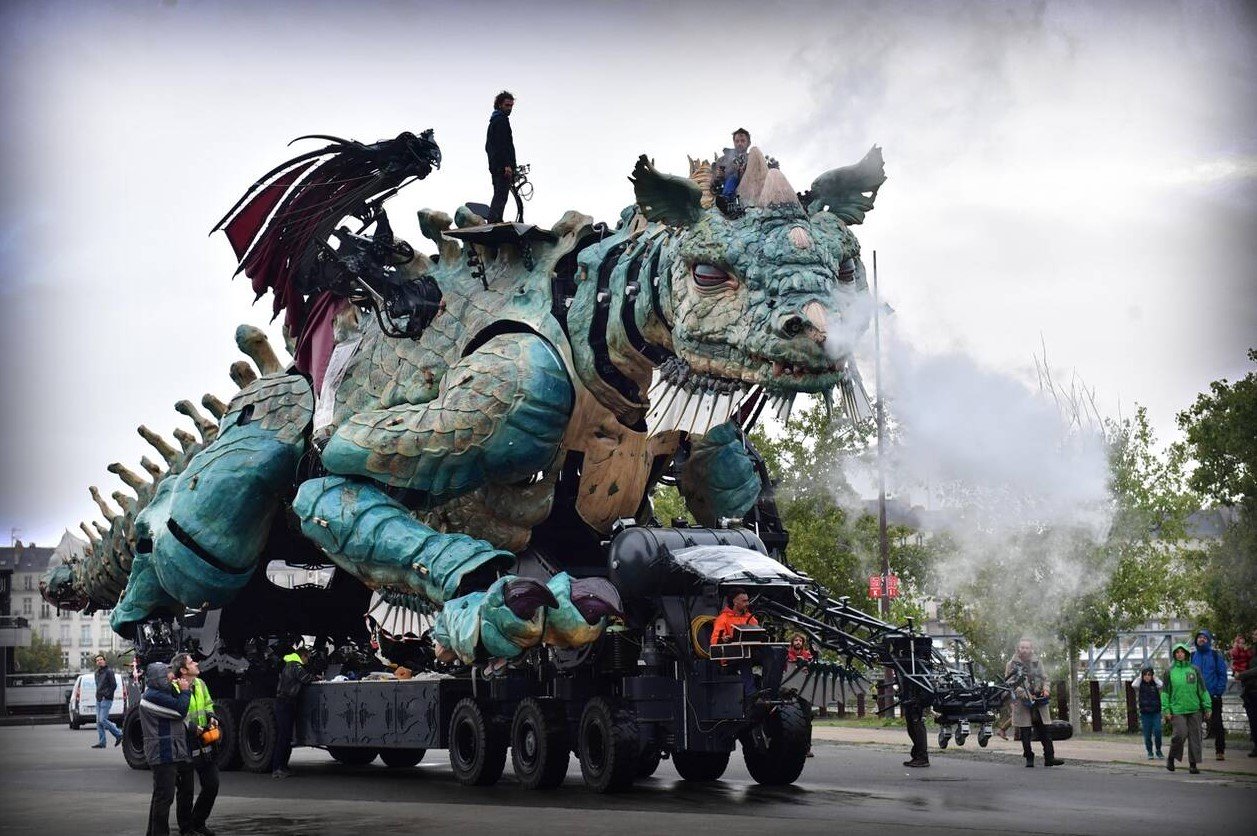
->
xmin=1161 ymin=642 xmax=1212 ymax=774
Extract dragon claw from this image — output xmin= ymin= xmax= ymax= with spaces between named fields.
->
xmin=568 ymin=577 xmax=623 ymax=624
xmin=503 ymin=577 xmax=559 ymax=620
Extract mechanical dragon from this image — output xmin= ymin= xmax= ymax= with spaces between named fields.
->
xmin=43 ymin=128 xmax=1004 ymax=737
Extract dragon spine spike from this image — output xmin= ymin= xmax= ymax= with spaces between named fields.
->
xmin=175 ymin=399 xmax=218 ymax=441
xmin=140 ymin=456 xmax=165 ymax=479
xmin=138 ymin=425 xmax=180 ymax=465
xmin=79 ymin=522 xmax=101 ymax=547
xmin=201 ymin=393 xmax=228 ymax=419
xmin=235 ymin=324 xmax=285 ymax=375
xmin=91 ymin=520 xmax=109 ymax=539
xmin=111 ymin=491 xmax=138 ymax=516
xmin=88 ymin=486 xmax=119 ymax=521
xmin=172 ymin=428 xmax=199 ymax=453
xmin=107 ymin=462 xmax=149 ymax=492
xmin=230 ymin=360 xmax=258 ymax=389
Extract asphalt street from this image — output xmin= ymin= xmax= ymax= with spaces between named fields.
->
xmin=0 ymin=723 xmax=1248 ymax=835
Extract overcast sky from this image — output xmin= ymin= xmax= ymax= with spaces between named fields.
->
xmin=2 ymin=0 xmax=1254 ymax=547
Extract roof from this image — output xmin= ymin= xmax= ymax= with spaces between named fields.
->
xmin=0 ymin=544 xmax=55 ymax=573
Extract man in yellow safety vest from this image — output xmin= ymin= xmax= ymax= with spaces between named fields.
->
xmin=171 ymin=653 xmax=219 ymax=836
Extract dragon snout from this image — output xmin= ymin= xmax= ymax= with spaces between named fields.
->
xmin=772 ymin=301 xmax=829 ymax=346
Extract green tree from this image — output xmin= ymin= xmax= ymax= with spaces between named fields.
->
xmin=15 ymin=632 xmax=65 ymax=673
xmin=1177 ymin=348 xmax=1257 ymax=640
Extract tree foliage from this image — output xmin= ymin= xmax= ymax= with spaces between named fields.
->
xmin=15 ymin=632 xmax=65 ymax=673
xmin=1178 ymin=348 xmax=1257 ymax=640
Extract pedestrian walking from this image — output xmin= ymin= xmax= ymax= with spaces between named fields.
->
xmin=1162 ymin=642 xmax=1211 ymax=775
xmin=1238 ymin=638 xmax=1257 ymax=758
xmin=1005 ymin=638 xmax=1063 ymax=768
xmin=1130 ymin=664 xmax=1164 ymax=759
xmin=90 ymin=653 xmax=123 ymax=749
xmin=1191 ymin=628 xmax=1228 ymax=760
xmin=140 ymin=662 xmax=193 ymax=836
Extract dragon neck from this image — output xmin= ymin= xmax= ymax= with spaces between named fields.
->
xmin=567 ymin=218 xmax=678 ymax=428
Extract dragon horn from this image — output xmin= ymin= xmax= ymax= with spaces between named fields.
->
xmin=230 ymin=360 xmax=258 ymax=389
xmin=79 ymin=522 xmax=101 ymax=548
xmin=111 ymin=491 xmax=138 ymax=516
xmin=108 ymin=462 xmax=149 ymax=493
xmin=175 ymin=400 xmax=218 ymax=442
xmin=736 ymin=148 xmax=771 ymax=206
xmin=201 ymin=393 xmax=228 ymax=419
xmin=89 ymin=486 xmax=119 ymax=521
xmin=172 ymin=428 xmax=199 ymax=454
xmin=236 ymin=325 xmax=284 ymax=375
xmin=138 ymin=425 xmax=179 ymax=466
xmin=140 ymin=456 xmax=165 ymax=480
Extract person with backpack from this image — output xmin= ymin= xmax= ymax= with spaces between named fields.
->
xmin=1162 ymin=642 xmax=1212 ymax=774
xmin=140 ymin=662 xmax=193 ymax=836
xmin=1191 ymin=628 xmax=1229 ymax=760
xmin=1130 ymin=664 xmax=1164 ymax=759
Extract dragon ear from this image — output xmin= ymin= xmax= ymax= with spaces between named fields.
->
xmin=630 ymin=155 xmax=704 ymax=227
xmin=803 ymin=145 xmax=887 ymax=225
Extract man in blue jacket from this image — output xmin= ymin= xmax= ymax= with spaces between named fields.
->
xmin=141 ymin=662 xmax=193 ymax=836
xmin=1192 ymin=628 xmax=1229 ymax=760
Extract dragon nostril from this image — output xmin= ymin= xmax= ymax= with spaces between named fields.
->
xmin=781 ymin=315 xmax=805 ymax=338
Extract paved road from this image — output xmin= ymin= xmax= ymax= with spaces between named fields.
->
xmin=0 ymin=724 xmax=1249 ymax=835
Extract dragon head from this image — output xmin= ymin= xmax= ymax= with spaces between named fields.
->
xmin=40 ymin=560 xmax=89 ymax=612
xmin=631 ymin=147 xmax=885 ymax=426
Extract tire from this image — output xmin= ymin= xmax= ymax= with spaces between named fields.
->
xmin=742 ymin=701 xmax=810 ymax=786
xmin=577 ymin=697 xmax=639 ymax=793
xmin=213 ymin=699 xmax=243 ymax=771
xmin=510 ymin=698 xmax=569 ymax=789
xmin=671 ymin=750 xmax=730 ymax=782
xmin=636 ymin=748 xmax=662 ymax=779
xmin=239 ymin=698 xmax=279 ymax=773
xmin=328 ymin=746 xmax=379 ymax=766
xmin=379 ymin=748 xmax=427 ymax=768
xmin=121 ymin=707 xmax=149 ymax=771
xmin=448 ymin=698 xmax=507 ymax=786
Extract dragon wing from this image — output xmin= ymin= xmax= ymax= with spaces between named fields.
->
xmin=212 ymin=130 xmax=442 ymax=336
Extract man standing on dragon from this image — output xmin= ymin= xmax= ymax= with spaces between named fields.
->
xmin=485 ymin=90 xmax=517 ymax=223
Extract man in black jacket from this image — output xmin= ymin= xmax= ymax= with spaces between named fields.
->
xmin=485 ymin=90 xmax=516 ymax=223
xmin=91 ymin=653 xmax=124 ymax=748
xmin=271 ymin=647 xmax=316 ymax=778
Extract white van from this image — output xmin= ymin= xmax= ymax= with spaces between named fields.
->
xmin=67 ymin=672 xmax=127 ymax=730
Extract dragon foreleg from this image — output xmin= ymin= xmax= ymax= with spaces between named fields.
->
xmin=678 ymin=421 xmax=761 ymax=526
xmin=294 ymin=475 xmax=614 ymax=663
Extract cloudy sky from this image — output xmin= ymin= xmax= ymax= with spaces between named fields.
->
xmin=2 ymin=0 xmax=1254 ymax=547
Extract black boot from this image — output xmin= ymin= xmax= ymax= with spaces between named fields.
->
xmin=1025 ymin=757 xmax=1034 ymax=768
xmin=1189 ymin=761 xmax=1199 ymax=774
xmin=1166 ymin=755 xmax=1175 ymax=771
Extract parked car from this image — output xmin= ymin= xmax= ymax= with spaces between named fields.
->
xmin=67 ymin=672 xmax=127 ymax=730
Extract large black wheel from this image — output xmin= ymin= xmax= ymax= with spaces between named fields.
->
xmin=239 ymin=698 xmax=279 ymax=773
xmin=510 ymin=698 xmax=569 ymax=789
xmin=636 ymin=748 xmax=663 ymax=779
xmin=448 ymin=698 xmax=507 ymax=786
xmin=379 ymin=748 xmax=427 ymax=768
xmin=328 ymin=746 xmax=379 ymax=766
xmin=741 ymin=701 xmax=810 ymax=786
xmin=121 ymin=706 xmax=149 ymax=771
xmin=577 ymin=697 xmax=639 ymax=793
xmin=212 ymin=699 xmax=243 ymax=771
xmin=671 ymin=750 xmax=730 ymax=782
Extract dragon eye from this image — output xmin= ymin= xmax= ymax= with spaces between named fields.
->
xmin=837 ymin=258 xmax=857 ymax=283
xmin=692 ymin=263 xmax=733 ymax=288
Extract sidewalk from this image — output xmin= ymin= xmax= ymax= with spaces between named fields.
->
xmin=811 ymin=722 xmax=1257 ymax=777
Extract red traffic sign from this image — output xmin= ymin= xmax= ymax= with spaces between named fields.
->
xmin=868 ymin=574 xmax=900 ymax=599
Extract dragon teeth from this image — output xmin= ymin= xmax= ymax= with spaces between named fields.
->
xmin=773 ymin=394 xmax=795 ymax=423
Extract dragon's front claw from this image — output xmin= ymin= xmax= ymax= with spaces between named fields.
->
xmin=568 ymin=577 xmax=623 ymax=624
xmin=503 ymin=577 xmax=559 ymax=620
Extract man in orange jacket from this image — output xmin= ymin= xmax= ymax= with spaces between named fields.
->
xmin=712 ymin=589 xmax=758 ymax=645
xmin=712 ymin=589 xmax=759 ymax=698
